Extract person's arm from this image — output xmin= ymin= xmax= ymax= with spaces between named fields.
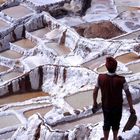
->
xmin=125 ymin=89 xmax=135 ymax=114
xmin=93 ymin=86 xmax=99 ymax=108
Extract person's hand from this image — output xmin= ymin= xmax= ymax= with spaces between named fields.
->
xmin=130 ymin=108 xmax=136 ymax=114
xmin=92 ymin=104 xmax=98 ymax=114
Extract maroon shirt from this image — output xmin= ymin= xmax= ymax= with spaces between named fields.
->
xmin=98 ymin=74 xmax=126 ymax=108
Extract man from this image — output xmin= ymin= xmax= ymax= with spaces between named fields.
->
xmin=93 ymin=56 xmax=135 ymax=140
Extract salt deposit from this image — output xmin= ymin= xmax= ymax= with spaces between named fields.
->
xmin=0 ymin=0 xmax=139 ymax=140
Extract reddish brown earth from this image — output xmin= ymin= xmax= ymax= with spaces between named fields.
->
xmin=74 ymin=21 xmax=126 ymax=39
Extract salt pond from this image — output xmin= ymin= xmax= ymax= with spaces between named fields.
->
xmin=0 ymin=91 xmax=47 ymax=105
xmin=13 ymin=39 xmax=36 ymax=49
xmin=0 ymin=50 xmax=22 ymax=59
xmin=2 ymin=5 xmax=33 ymax=19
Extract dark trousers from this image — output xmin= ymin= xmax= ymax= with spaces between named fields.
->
xmin=102 ymin=107 xmax=122 ymax=131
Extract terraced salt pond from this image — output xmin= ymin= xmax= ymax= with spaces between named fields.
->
xmin=13 ymin=39 xmax=36 ymax=49
xmin=45 ymin=42 xmax=71 ymax=56
xmin=0 ymin=50 xmax=22 ymax=59
xmin=0 ymin=91 xmax=47 ymax=105
xmin=0 ymin=18 xmax=10 ymax=30
xmin=0 ymin=91 xmax=50 ymax=138
xmin=97 ymin=53 xmax=140 ymax=73
xmin=82 ymin=56 xmax=107 ymax=70
xmin=2 ymin=5 xmax=33 ymax=19
xmin=30 ymin=27 xmax=51 ymax=39
xmin=1 ymin=71 xmax=23 ymax=82
xmin=0 ymin=65 xmax=9 ymax=73
xmin=65 ymin=90 xmax=101 ymax=110
xmin=24 ymin=106 xmax=52 ymax=118
xmin=53 ymin=112 xmax=103 ymax=131
xmin=129 ymin=80 xmax=140 ymax=86
xmin=0 ymin=115 xmax=20 ymax=129
xmin=127 ymin=62 xmax=140 ymax=73
xmin=116 ymin=52 xmax=139 ymax=64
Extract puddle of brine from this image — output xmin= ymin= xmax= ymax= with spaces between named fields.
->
xmin=116 ymin=6 xmax=140 ymax=14
xmin=0 ymin=115 xmax=20 ymax=129
xmin=97 ymin=65 xmax=107 ymax=73
xmin=1 ymin=71 xmax=23 ymax=82
xmin=0 ymin=91 xmax=48 ymax=105
xmin=0 ymin=65 xmax=9 ymax=73
xmin=53 ymin=113 xmax=103 ymax=131
xmin=0 ymin=19 xmax=10 ymax=30
xmin=114 ymin=0 xmax=140 ymax=7
xmin=10 ymin=103 xmax=48 ymax=111
xmin=65 ymin=90 xmax=101 ymax=109
xmin=45 ymin=42 xmax=70 ymax=56
xmin=116 ymin=52 xmax=139 ymax=64
xmin=2 ymin=5 xmax=33 ymax=19
xmin=82 ymin=56 xmax=107 ymax=70
xmin=0 ymin=50 xmax=22 ymax=59
xmin=24 ymin=106 xmax=52 ymax=118
xmin=129 ymin=80 xmax=140 ymax=86
xmin=127 ymin=62 xmax=140 ymax=73
xmin=30 ymin=27 xmax=50 ymax=39
xmin=13 ymin=39 xmax=36 ymax=49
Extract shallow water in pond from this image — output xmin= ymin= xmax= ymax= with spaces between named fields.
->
xmin=9 ymin=103 xmax=49 ymax=111
xmin=13 ymin=39 xmax=36 ymax=49
xmin=53 ymin=112 xmax=103 ymax=131
xmin=129 ymin=80 xmax=140 ymax=86
xmin=116 ymin=53 xmax=139 ymax=64
xmin=82 ymin=56 xmax=107 ymax=70
xmin=1 ymin=71 xmax=23 ymax=82
xmin=0 ymin=50 xmax=22 ymax=59
xmin=97 ymin=53 xmax=139 ymax=73
xmin=0 ymin=91 xmax=48 ymax=105
xmin=24 ymin=106 xmax=52 ymax=118
xmin=0 ymin=19 xmax=10 ymax=30
xmin=113 ymin=30 xmax=140 ymax=40
xmin=0 ymin=115 xmax=20 ymax=129
xmin=65 ymin=90 xmax=101 ymax=109
xmin=30 ymin=27 xmax=51 ymax=39
xmin=2 ymin=5 xmax=33 ymax=19
xmin=127 ymin=62 xmax=140 ymax=73
xmin=0 ymin=65 xmax=9 ymax=73
xmin=45 ymin=42 xmax=70 ymax=56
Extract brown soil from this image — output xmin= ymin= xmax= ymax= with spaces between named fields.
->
xmin=75 ymin=21 xmax=126 ymax=39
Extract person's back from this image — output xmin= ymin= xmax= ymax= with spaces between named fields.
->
xmin=98 ymin=74 xmax=125 ymax=108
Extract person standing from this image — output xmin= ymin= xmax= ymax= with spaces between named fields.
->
xmin=93 ymin=56 xmax=135 ymax=140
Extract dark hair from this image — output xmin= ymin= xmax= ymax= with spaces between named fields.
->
xmin=105 ymin=57 xmax=117 ymax=73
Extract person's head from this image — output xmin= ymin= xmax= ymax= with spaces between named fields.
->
xmin=105 ymin=56 xmax=117 ymax=73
